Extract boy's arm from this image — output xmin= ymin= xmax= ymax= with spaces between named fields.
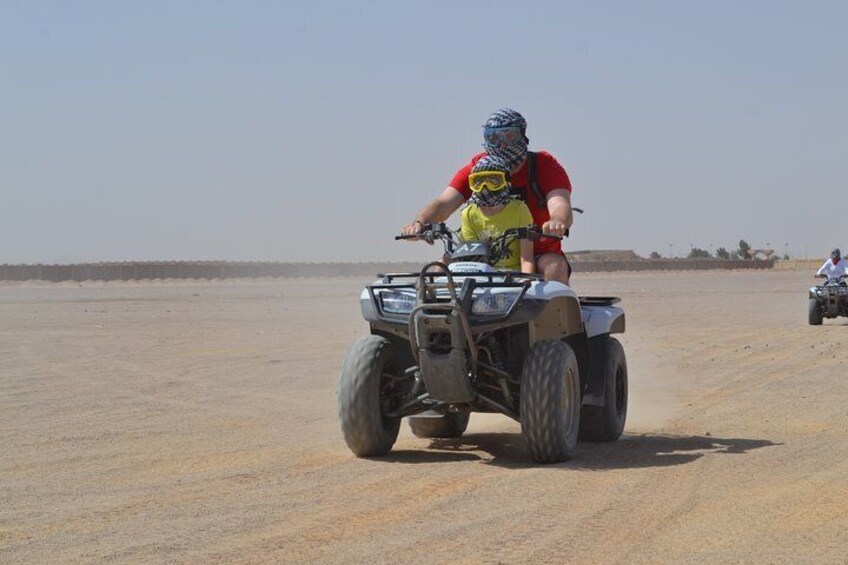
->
xmin=520 ymin=239 xmax=535 ymax=274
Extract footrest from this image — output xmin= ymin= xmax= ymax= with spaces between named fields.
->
xmin=411 ymin=410 xmax=444 ymax=418
xmin=581 ymin=393 xmax=604 ymax=407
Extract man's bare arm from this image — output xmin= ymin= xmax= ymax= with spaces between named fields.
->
xmin=541 ymin=189 xmax=573 ymax=237
xmin=401 ymin=187 xmax=466 ymax=236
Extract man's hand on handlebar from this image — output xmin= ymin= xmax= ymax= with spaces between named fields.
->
xmin=541 ymin=219 xmax=568 ymax=238
xmin=529 ymin=225 xmax=562 ymax=241
xmin=400 ymin=220 xmax=435 ymax=244
xmin=396 ymin=221 xmax=451 ymax=240
xmin=395 ymin=223 xmax=455 ymax=254
xmin=401 ymin=220 xmax=424 ymax=237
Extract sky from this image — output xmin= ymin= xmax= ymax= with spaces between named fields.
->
xmin=1 ymin=1 xmax=846 ymax=264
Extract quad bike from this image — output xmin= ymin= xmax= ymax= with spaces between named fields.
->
xmin=809 ymin=274 xmax=848 ymax=325
xmin=338 ymin=222 xmax=628 ymax=463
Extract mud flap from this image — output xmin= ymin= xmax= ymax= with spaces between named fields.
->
xmin=413 ymin=311 xmax=476 ymax=403
xmin=581 ymin=333 xmax=608 ymax=407
xmin=826 ymin=297 xmax=841 ymax=317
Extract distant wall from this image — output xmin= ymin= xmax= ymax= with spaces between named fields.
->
xmin=569 ymin=249 xmax=642 ymax=261
xmin=771 ymin=259 xmax=821 ymax=271
xmin=0 ymin=262 xmax=421 ymax=282
xmin=1 ymin=259 xmax=776 ymax=282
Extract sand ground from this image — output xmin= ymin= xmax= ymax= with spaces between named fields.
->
xmin=1 ymin=270 xmax=847 ymax=564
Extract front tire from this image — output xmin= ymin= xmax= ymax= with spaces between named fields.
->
xmin=520 ymin=340 xmax=581 ymax=463
xmin=408 ymin=412 xmax=470 ymax=438
xmin=808 ymin=298 xmax=823 ymax=325
xmin=338 ymin=336 xmax=401 ymax=457
xmin=579 ymin=337 xmax=628 ymax=442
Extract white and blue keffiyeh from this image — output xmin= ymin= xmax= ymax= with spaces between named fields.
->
xmin=482 ymin=108 xmax=529 ymax=170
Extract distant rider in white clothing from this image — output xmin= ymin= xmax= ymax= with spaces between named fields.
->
xmin=815 ymin=248 xmax=848 ymax=281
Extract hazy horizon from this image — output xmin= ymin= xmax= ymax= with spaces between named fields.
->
xmin=2 ymin=1 xmax=846 ymax=264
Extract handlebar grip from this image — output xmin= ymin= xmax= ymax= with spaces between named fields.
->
xmin=396 ymin=232 xmax=440 ymax=243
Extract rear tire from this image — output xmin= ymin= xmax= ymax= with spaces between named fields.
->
xmin=808 ymin=298 xmax=823 ymax=325
xmin=408 ymin=412 xmax=470 ymax=438
xmin=338 ymin=336 xmax=401 ymax=457
xmin=520 ymin=340 xmax=581 ymax=463
xmin=579 ymin=337 xmax=628 ymax=442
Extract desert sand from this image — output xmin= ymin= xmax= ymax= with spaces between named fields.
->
xmin=2 ymin=270 xmax=847 ymax=564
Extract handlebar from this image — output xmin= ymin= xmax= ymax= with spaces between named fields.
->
xmin=395 ymin=222 xmax=456 ymax=253
xmin=502 ymin=225 xmax=562 ymax=241
xmin=395 ymin=222 xmax=568 ymax=267
xmin=396 ymin=224 xmax=561 ymax=242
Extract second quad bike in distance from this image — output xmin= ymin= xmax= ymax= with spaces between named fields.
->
xmin=339 ymin=222 xmax=628 ymax=464
xmin=809 ymin=273 xmax=848 ymax=325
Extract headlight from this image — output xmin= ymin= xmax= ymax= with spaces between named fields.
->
xmin=471 ymin=291 xmax=520 ymax=315
xmin=379 ymin=290 xmax=416 ymax=315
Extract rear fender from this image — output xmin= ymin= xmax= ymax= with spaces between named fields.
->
xmin=581 ymin=305 xmax=625 ymax=338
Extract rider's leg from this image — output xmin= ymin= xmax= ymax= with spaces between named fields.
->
xmin=536 ymin=252 xmax=571 ymax=285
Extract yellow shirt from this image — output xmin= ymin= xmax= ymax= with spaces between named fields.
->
xmin=460 ymin=199 xmax=534 ymax=270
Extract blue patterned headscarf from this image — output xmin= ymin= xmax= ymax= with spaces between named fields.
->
xmin=469 ymin=154 xmax=513 ymax=208
xmin=482 ymin=108 xmax=529 ymax=170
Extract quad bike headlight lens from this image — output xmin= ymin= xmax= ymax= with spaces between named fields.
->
xmin=379 ymin=290 xmax=416 ymax=315
xmin=471 ymin=291 xmax=520 ymax=315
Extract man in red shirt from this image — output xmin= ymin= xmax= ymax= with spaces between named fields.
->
xmin=401 ymin=108 xmax=575 ymax=284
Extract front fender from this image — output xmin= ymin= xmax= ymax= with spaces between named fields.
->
xmin=529 ymin=295 xmax=584 ymax=343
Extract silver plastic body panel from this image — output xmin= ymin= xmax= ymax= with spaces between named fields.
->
xmin=360 ymin=275 xmax=580 ymax=325
xmin=359 ymin=261 xmax=622 ymax=337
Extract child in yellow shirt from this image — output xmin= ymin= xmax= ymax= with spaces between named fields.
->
xmin=460 ymin=155 xmax=535 ymax=273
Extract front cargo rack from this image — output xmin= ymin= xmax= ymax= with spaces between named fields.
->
xmin=377 ymin=270 xmax=543 ymax=285
xmin=368 ymin=267 xmax=535 ymax=324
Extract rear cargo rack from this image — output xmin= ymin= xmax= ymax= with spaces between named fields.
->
xmin=579 ymin=296 xmax=621 ymax=306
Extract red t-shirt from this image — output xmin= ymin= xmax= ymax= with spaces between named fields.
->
xmin=450 ymin=151 xmax=573 ymax=255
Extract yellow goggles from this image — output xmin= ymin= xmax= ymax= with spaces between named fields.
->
xmin=469 ymin=170 xmax=509 ymax=193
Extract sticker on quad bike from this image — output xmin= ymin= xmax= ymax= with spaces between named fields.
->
xmin=452 ymin=242 xmax=490 ymax=259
